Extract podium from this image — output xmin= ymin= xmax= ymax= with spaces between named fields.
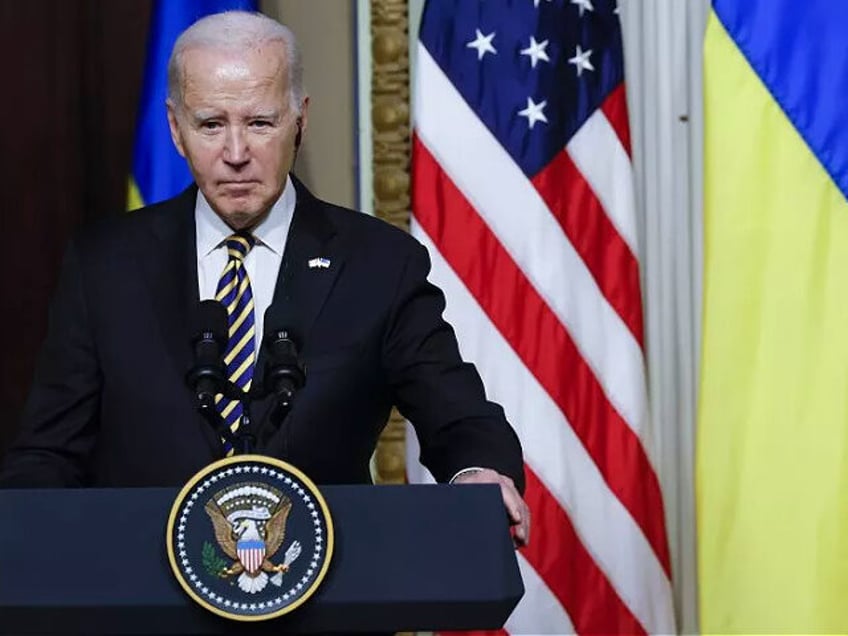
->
xmin=0 ymin=484 xmax=523 ymax=634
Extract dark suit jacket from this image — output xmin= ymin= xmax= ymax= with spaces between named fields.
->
xmin=1 ymin=179 xmax=524 ymax=490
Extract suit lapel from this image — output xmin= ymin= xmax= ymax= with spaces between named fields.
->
xmin=138 ymin=187 xmax=199 ymax=374
xmin=259 ymin=178 xmax=344 ymax=371
xmin=136 ymin=187 xmax=220 ymax=453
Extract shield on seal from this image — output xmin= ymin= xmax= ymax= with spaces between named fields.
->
xmin=237 ymin=539 xmax=266 ymax=574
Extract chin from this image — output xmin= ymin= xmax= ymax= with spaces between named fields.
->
xmin=222 ymin=210 xmax=263 ymax=231
xmin=210 ymin=196 xmax=265 ymax=229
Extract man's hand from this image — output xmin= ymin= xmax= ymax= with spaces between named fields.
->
xmin=453 ymin=467 xmax=530 ymax=547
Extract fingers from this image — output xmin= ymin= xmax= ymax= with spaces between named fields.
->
xmin=500 ymin=479 xmax=530 ymax=547
xmin=452 ymin=468 xmax=531 ymax=548
xmin=499 ymin=476 xmax=521 ymax=523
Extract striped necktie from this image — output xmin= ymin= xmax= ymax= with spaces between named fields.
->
xmin=215 ymin=233 xmax=256 ymax=454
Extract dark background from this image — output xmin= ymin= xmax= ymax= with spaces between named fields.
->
xmin=0 ymin=1 xmax=151 ymax=456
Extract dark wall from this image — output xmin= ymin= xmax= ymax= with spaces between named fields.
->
xmin=0 ymin=1 xmax=150 ymax=455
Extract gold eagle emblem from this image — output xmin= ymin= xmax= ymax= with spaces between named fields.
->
xmin=204 ymin=483 xmax=302 ymax=594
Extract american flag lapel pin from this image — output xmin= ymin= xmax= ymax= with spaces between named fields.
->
xmin=308 ymin=257 xmax=331 ymax=269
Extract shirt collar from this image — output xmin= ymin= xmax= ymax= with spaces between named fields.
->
xmin=195 ymin=174 xmax=297 ymax=258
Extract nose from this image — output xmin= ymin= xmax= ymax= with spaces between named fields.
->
xmin=223 ymin=126 xmax=249 ymax=167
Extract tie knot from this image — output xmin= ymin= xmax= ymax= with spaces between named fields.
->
xmin=225 ymin=233 xmax=255 ymax=262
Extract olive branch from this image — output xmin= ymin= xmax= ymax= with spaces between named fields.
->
xmin=201 ymin=541 xmax=229 ymax=577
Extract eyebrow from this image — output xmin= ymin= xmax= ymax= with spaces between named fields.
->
xmin=190 ymin=110 xmax=281 ymax=123
xmin=250 ymin=111 xmax=281 ymax=121
xmin=191 ymin=110 xmax=222 ymax=124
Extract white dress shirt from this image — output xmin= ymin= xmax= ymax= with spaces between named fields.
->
xmin=195 ymin=175 xmax=296 ymax=351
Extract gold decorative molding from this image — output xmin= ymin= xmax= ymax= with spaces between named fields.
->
xmin=371 ymin=0 xmax=410 ymax=486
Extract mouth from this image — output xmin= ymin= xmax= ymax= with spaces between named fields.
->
xmin=219 ymin=181 xmax=259 ymax=195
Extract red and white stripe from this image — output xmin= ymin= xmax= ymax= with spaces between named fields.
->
xmin=238 ymin=547 xmax=265 ymax=575
xmin=409 ymin=45 xmax=675 ymax=634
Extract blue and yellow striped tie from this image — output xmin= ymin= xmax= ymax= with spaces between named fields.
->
xmin=214 ymin=233 xmax=256 ymax=454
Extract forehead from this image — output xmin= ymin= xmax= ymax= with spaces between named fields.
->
xmin=178 ymin=43 xmax=289 ymax=102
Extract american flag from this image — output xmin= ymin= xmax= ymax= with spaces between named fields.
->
xmin=409 ymin=0 xmax=676 ymax=633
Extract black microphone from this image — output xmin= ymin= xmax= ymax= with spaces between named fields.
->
xmin=186 ymin=300 xmax=229 ymax=408
xmin=263 ymin=329 xmax=305 ymax=414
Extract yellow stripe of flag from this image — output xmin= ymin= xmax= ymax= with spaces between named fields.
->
xmin=697 ymin=11 xmax=848 ymax=633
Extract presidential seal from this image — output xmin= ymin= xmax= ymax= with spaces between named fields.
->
xmin=166 ymin=455 xmax=333 ymax=621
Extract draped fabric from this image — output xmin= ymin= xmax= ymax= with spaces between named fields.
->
xmin=408 ymin=1 xmax=675 ymax=632
xmin=698 ymin=0 xmax=848 ymax=632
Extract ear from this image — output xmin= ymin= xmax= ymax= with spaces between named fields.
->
xmin=296 ymin=96 xmax=310 ymax=140
xmin=166 ymin=99 xmax=187 ymax=158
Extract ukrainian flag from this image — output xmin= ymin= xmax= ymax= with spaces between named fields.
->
xmin=128 ymin=0 xmax=258 ymax=210
xmin=697 ymin=0 xmax=848 ymax=631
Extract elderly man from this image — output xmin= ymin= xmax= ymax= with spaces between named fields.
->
xmin=0 ymin=11 xmax=529 ymax=545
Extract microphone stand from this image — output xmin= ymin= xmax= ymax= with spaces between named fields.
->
xmin=192 ymin=380 xmax=258 ymax=457
xmin=221 ymin=381 xmax=258 ymax=456
xmin=196 ymin=393 xmax=239 ymax=452
xmin=235 ymin=391 xmax=256 ymax=455
xmin=262 ymin=329 xmax=306 ymax=450
xmin=187 ymin=301 xmax=260 ymax=457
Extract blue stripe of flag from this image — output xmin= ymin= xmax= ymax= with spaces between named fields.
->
xmin=713 ymin=0 xmax=848 ymax=201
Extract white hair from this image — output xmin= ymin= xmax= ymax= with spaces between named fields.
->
xmin=167 ymin=11 xmax=305 ymax=113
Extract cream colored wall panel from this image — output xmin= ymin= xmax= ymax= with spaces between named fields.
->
xmin=262 ymin=0 xmax=357 ymax=208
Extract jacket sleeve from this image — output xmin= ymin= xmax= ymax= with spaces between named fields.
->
xmin=0 ymin=238 xmax=101 ymax=487
xmin=381 ymin=240 xmax=525 ymax=492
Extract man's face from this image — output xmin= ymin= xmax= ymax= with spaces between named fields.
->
xmin=167 ymin=43 xmax=307 ymax=230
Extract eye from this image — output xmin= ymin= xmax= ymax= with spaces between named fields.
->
xmin=250 ymin=119 xmax=273 ymax=128
xmin=199 ymin=120 xmax=222 ymax=131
